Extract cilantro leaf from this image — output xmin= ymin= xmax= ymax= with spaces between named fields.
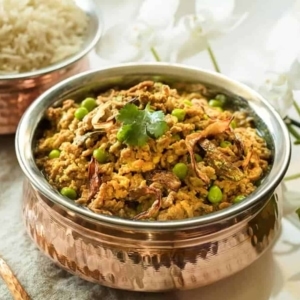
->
xmin=146 ymin=109 xmax=165 ymax=122
xmin=117 ymin=103 xmax=168 ymax=147
xmin=117 ymin=103 xmax=141 ymax=124
xmin=124 ymin=123 xmax=149 ymax=147
xmin=147 ymin=121 xmax=168 ymax=138
xmin=145 ymin=106 xmax=168 ymax=139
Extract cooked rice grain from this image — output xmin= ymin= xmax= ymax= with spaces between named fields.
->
xmin=0 ymin=0 xmax=88 ymax=74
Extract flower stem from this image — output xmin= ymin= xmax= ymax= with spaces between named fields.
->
xmin=150 ymin=47 xmax=161 ymax=62
xmin=285 ymin=116 xmax=300 ymax=128
xmin=286 ymin=124 xmax=300 ymax=140
xmin=284 ymin=173 xmax=300 ymax=181
xmin=293 ymin=100 xmax=300 ymax=117
xmin=207 ymin=43 xmax=221 ymax=73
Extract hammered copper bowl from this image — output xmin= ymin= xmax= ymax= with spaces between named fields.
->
xmin=15 ymin=63 xmax=291 ymax=292
xmin=0 ymin=0 xmax=102 ymax=134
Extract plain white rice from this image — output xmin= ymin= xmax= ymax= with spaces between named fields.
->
xmin=0 ymin=0 xmax=88 ymax=74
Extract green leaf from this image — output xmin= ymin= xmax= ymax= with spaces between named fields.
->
xmin=147 ymin=110 xmax=165 ymax=122
xmin=147 ymin=121 xmax=168 ymax=138
xmin=117 ymin=104 xmax=141 ymax=124
xmin=296 ymin=208 xmax=300 ymax=220
xmin=124 ymin=123 xmax=149 ymax=146
xmin=116 ymin=103 xmax=168 ymax=147
xmin=145 ymin=105 xmax=168 ymax=138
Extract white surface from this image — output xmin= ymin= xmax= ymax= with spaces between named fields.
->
xmin=1 ymin=0 xmax=300 ymax=299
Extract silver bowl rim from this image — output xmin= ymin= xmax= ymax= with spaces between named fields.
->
xmin=15 ymin=62 xmax=291 ymax=230
xmin=0 ymin=0 xmax=103 ymax=81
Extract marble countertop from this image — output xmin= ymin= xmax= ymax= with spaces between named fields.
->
xmin=1 ymin=1 xmax=300 ymax=299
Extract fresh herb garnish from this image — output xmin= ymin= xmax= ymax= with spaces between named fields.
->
xmin=116 ymin=103 xmax=168 ymax=146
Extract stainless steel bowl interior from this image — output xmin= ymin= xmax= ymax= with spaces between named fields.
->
xmin=15 ymin=63 xmax=291 ymax=230
xmin=0 ymin=0 xmax=102 ymax=80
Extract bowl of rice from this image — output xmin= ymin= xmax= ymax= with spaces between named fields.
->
xmin=0 ymin=0 xmax=102 ymax=134
xmin=15 ymin=63 xmax=291 ymax=291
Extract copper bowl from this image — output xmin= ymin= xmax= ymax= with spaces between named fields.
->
xmin=15 ymin=63 xmax=291 ymax=291
xmin=0 ymin=0 xmax=102 ymax=134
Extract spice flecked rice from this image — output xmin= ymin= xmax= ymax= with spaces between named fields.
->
xmin=35 ymin=81 xmax=272 ymax=221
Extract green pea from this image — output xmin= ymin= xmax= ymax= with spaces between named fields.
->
xmin=173 ymin=134 xmax=181 ymax=141
xmin=195 ymin=153 xmax=203 ymax=162
xmin=188 ymin=153 xmax=202 ymax=163
xmin=214 ymin=107 xmax=223 ymax=112
xmin=60 ymin=187 xmax=77 ymax=200
xmin=233 ymin=195 xmax=246 ymax=204
xmin=93 ymin=148 xmax=108 ymax=163
xmin=183 ymin=99 xmax=192 ymax=106
xmin=117 ymin=125 xmax=131 ymax=142
xmin=172 ymin=163 xmax=188 ymax=180
xmin=74 ymin=107 xmax=89 ymax=121
xmin=117 ymin=128 xmax=126 ymax=142
xmin=207 ymin=186 xmax=223 ymax=204
xmin=209 ymin=99 xmax=224 ymax=108
xmin=152 ymin=76 xmax=164 ymax=82
xmin=113 ymin=95 xmax=123 ymax=101
xmin=81 ymin=97 xmax=97 ymax=112
xmin=49 ymin=149 xmax=60 ymax=159
xmin=187 ymin=153 xmax=203 ymax=163
xmin=171 ymin=109 xmax=186 ymax=122
xmin=230 ymin=120 xmax=237 ymax=129
xmin=220 ymin=141 xmax=232 ymax=148
xmin=215 ymin=94 xmax=227 ymax=103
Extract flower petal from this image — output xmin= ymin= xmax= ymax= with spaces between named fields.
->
xmin=137 ymin=0 xmax=180 ymax=28
xmin=95 ymin=0 xmax=141 ymax=28
xmin=216 ymin=13 xmax=248 ymax=34
xmin=258 ymin=72 xmax=294 ymax=118
xmin=170 ymin=11 xmax=214 ymax=62
xmin=282 ymin=183 xmax=300 ymax=216
xmin=95 ymin=23 xmax=142 ymax=63
xmin=186 ymin=12 xmax=216 ymax=36
xmin=288 ymin=60 xmax=300 ymax=90
xmin=292 ymin=0 xmax=300 ymax=21
xmin=174 ymin=11 xmax=247 ymax=43
xmin=148 ymin=29 xmax=175 ymax=62
xmin=169 ymin=15 xmax=209 ymax=62
xmin=171 ymin=37 xmax=208 ymax=63
xmin=195 ymin=0 xmax=235 ymax=21
xmin=126 ymin=21 xmax=156 ymax=48
xmin=265 ymin=12 xmax=300 ymax=73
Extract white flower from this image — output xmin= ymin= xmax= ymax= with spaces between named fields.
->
xmin=293 ymin=0 xmax=300 ymax=22
xmin=282 ymin=182 xmax=300 ymax=219
xmin=170 ymin=0 xmax=247 ymax=63
xmin=95 ymin=0 xmax=179 ymax=63
xmin=258 ymin=73 xmax=293 ymax=118
xmin=258 ymin=60 xmax=300 ymax=118
xmin=265 ymin=9 xmax=300 ymax=74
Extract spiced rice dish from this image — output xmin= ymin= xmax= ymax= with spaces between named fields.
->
xmin=35 ymin=80 xmax=272 ymax=221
